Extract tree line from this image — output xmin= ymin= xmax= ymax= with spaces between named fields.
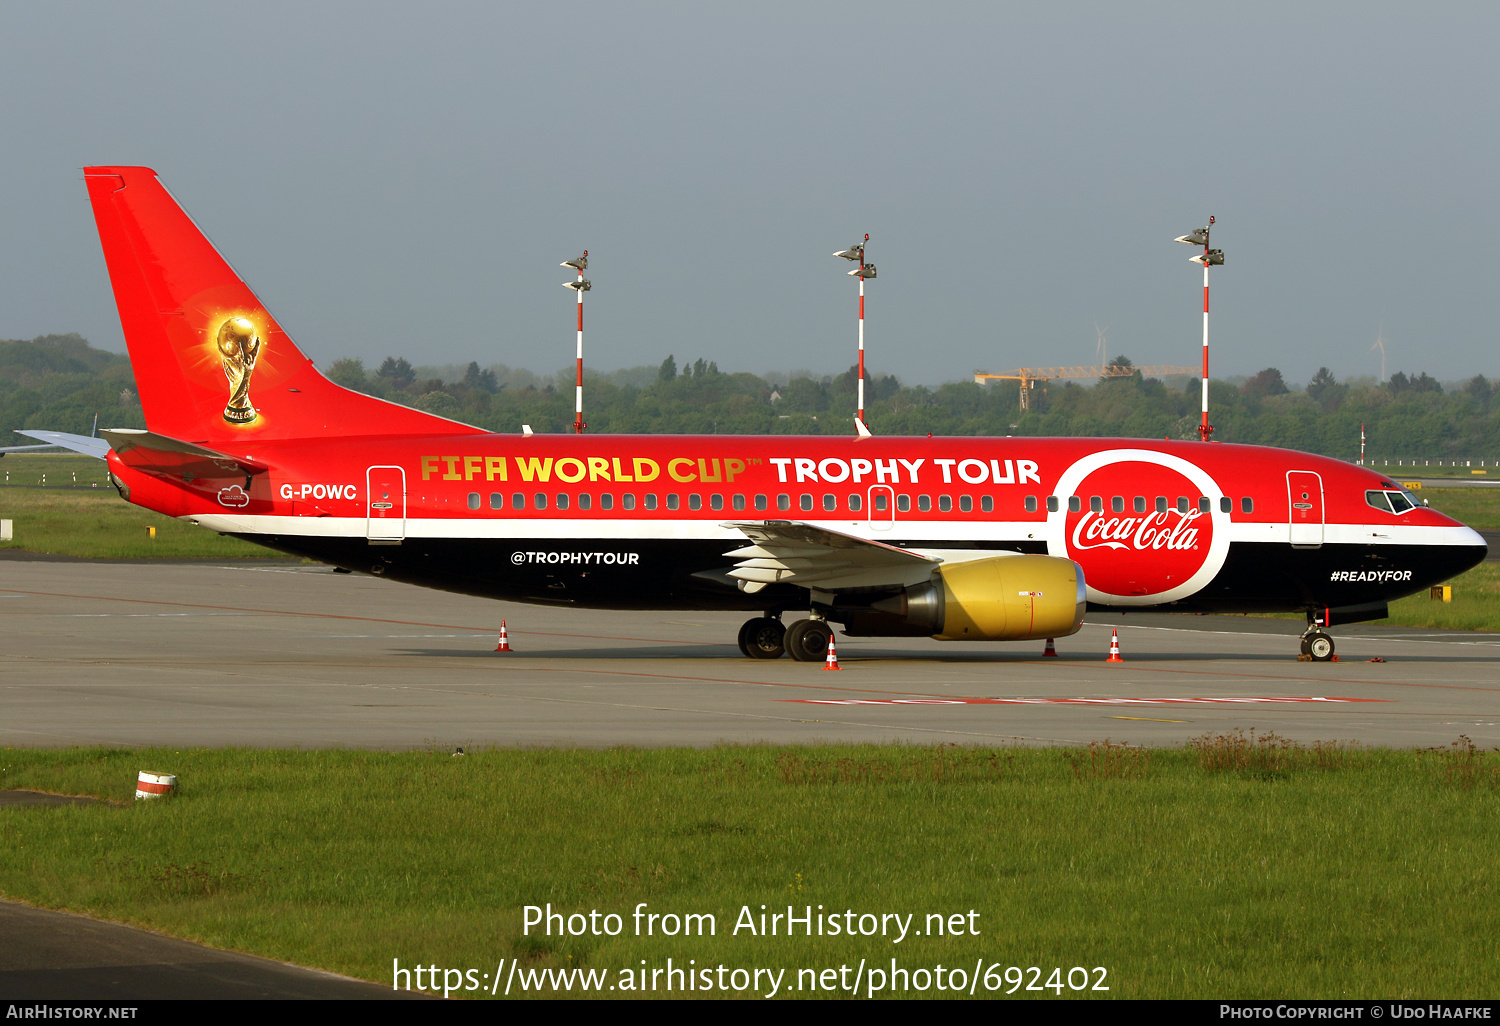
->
xmin=4 ymin=334 xmax=1498 ymax=460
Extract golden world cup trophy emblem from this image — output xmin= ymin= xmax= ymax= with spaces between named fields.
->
xmin=215 ymin=317 xmax=262 ymax=423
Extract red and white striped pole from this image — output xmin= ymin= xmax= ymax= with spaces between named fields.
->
xmin=561 ymin=251 xmax=590 ymax=433
xmin=574 ymin=250 xmax=586 ymax=435
xmin=1199 ymin=216 xmax=1214 ymax=442
xmin=857 ymin=234 xmax=868 ymax=424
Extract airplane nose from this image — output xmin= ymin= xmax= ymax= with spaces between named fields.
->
xmin=1450 ymin=525 xmax=1488 ymax=551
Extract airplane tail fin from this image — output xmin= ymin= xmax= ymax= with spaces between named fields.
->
xmin=83 ymin=167 xmax=479 ymax=444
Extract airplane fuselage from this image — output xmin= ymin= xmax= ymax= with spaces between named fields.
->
xmin=108 ymin=432 xmax=1485 ymax=619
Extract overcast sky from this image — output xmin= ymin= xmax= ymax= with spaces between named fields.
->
xmin=1 ymin=3 xmax=1495 ymax=387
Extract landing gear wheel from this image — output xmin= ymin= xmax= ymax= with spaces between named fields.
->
xmin=785 ymin=619 xmax=833 ymax=663
xmin=1305 ymin=630 xmax=1335 ymax=662
xmin=738 ymin=617 xmax=786 ymax=659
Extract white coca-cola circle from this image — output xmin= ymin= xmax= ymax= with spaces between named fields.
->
xmin=1043 ymin=448 xmax=1230 ymax=605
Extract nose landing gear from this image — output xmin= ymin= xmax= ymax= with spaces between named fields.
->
xmin=1300 ymin=626 xmax=1335 ymax=661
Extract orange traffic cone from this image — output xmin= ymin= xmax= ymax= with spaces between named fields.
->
xmin=1043 ymin=637 xmax=1058 ymax=657
xmin=494 ymin=620 xmax=511 ymax=652
xmin=822 ymin=632 xmax=842 ymax=671
xmin=1106 ymin=628 xmax=1123 ymax=663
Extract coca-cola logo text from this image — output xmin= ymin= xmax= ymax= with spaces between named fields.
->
xmin=1070 ymin=507 xmax=1203 ymax=553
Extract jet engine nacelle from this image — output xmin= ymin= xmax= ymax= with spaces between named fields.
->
xmin=871 ymin=554 xmax=1086 ymax=642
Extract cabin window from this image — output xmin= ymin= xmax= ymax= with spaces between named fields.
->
xmin=1174 ymin=496 xmax=1186 ymax=513
xmin=897 ymin=494 xmax=911 ymax=512
xmin=960 ymin=495 xmax=972 ymax=513
xmin=711 ymin=494 xmax=724 ymax=511
xmin=578 ymin=493 xmax=591 ymax=511
xmin=1111 ymin=496 xmax=1124 ymax=513
xmin=939 ymin=495 xmax=952 ymax=512
xmin=1199 ymin=496 xmax=1211 ymax=513
xmin=1241 ymin=496 xmax=1254 ymax=513
xmin=918 ymin=495 xmax=932 ymax=512
xmin=778 ymin=494 xmax=791 ymax=511
xmin=800 ymin=494 xmax=814 ymax=512
xmin=512 ymin=492 xmax=525 ymax=510
xmin=534 ymin=493 xmax=548 ymax=510
xmin=823 ymin=494 xmax=836 ymax=512
xmin=666 ymin=494 xmax=680 ymax=511
xmin=875 ymin=494 xmax=888 ymax=512
xmin=1220 ymin=496 xmax=1231 ymax=513
xmin=467 ymin=492 xmax=480 ymax=510
xmin=732 ymin=494 xmax=745 ymax=511
xmin=622 ymin=494 xmax=636 ymax=510
xmin=556 ymin=493 xmax=569 ymax=511
xmin=1155 ymin=496 xmax=1167 ymax=513
xmin=489 ymin=492 xmax=504 ymax=510
xmin=1024 ymin=495 xmax=1038 ymax=512
xmin=754 ymin=494 xmax=767 ymax=511
xmin=980 ymin=495 xmax=993 ymax=513
xmin=849 ymin=494 xmax=863 ymax=511
xmin=644 ymin=494 xmax=658 ymax=510
xmin=1046 ymin=496 xmax=1059 ymax=513
xmin=688 ymin=494 xmax=701 ymax=511
xmin=1068 ymin=496 xmax=1081 ymax=513
xmin=1091 ymin=495 xmax=1103 ymax=512
xmin=600 ymin=493 xmax=614 ymax=511
xmin=1134 ymin=496 xmax=1147 ymax=513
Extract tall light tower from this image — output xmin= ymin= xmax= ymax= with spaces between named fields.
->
xmin=833 ymin=234 xmax=876 ymax=428
xmin=561 ymin=251 xmax=590 ymax=434
xmin=1174 ymin=218 xmax=1224 ymax=441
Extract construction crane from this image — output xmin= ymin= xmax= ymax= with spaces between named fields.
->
xmin=974 ymin=365 xmax=1198 ymax=411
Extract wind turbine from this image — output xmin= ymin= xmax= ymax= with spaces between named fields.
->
xmin=1094 ymin=322 xmax=1111 ymax=367
xmin=1370 ymin=318 xmax=1387 ymax=384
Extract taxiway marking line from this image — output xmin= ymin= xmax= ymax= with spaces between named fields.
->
xmin=0 ymin=588 xmax=727 ymax=648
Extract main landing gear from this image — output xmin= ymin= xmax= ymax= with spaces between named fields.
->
xmin=737 ymin=615 xmax=786 ymax=659
xmin=1300 ymin=625 xmax=1335 ymax=661
xmin=736 ymin=614 xmax=833 ymax=662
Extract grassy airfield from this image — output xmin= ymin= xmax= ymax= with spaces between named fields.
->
xmin=1 ymin=740 xmax=1496 ymax=999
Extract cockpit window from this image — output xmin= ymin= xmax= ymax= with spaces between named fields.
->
xmin=1366 ymin=489 xmax=1415 ymax=515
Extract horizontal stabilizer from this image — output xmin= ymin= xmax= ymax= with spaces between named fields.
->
xmin=101 ymin=428 xmax=267 ymax=482
xmin=8 ymin=430 xmax=113 ymax=459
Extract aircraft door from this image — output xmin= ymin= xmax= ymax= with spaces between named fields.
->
xmin=367 ymin=465 xmax=406 ymax=544
xmin=1287 ymin=471 xmax=1324 ymax=548
xmin=868 ymin=485 xmax=895 ymax=532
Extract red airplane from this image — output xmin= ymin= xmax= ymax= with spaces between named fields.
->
xmin=27 ymin=166 xmax=1484 ymax=663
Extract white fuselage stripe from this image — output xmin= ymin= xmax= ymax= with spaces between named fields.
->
xmin=187 ymin=512 xmax=1484 ymax=549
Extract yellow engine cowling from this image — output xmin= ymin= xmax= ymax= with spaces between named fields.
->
xmin=872 ymin=554 xmax=1086 ymax=641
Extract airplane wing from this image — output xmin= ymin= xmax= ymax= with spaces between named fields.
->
xmin=719 ymin=521 xmax=940 ymax=594
xmin=4 ymin=430 xmax=113 ymax=459
xmin=101 ymin=428 xmax=267 ymax=483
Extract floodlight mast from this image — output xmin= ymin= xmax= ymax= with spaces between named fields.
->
xmin=833 ymin=234 xmax=875 ymax=428
xmin=561 ymin=251 xmax=590 ymax=433
xmin=1174 ymin=216 xmax=1223 ymax=440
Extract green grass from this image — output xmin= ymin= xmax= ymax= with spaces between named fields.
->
xmin=1419 ymin=487 xmax=1500 ymax=530
xmin=2 ymin=454 xmax=275 ymax=559
xmin=1 ymin=742 xmax=1497 ymax=998
xmin=1382 ymin=561 xmax=1500 ymax=630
